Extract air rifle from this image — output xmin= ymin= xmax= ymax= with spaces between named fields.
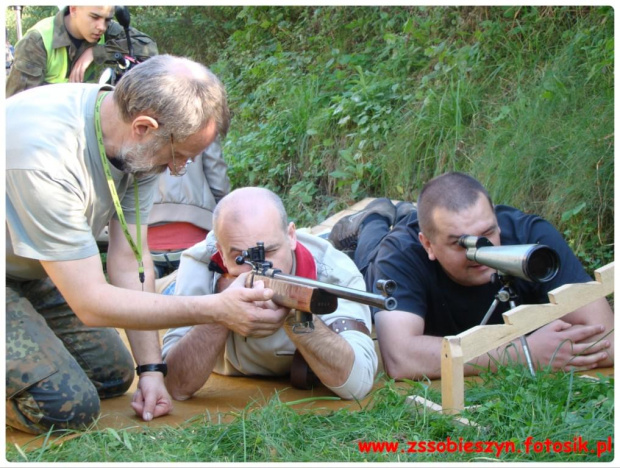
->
xmin=235 ymin=242 xmax=398 ymax=332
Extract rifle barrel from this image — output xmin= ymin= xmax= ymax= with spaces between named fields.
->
xmin=257 ymin=269 xmax=397 ymax=311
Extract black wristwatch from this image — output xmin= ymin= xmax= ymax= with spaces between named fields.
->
xmin=135 ymin=363 xmax=168 ymax=377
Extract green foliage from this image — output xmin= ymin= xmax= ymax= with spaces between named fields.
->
xmin=130 ymin=6 xmax=240 ymax=66
xmin=181 ymin=5 xmax=613 ymax=258
xmin=5 ymin=5 xmax=58 ymax=43
xmin=5 ymin=5 xmax=612 ymax=263
xmin=8 ymin=368 xmax=613 ymax=463
xmin=468 ymin=8 xmax=614 ymax=272
xmin=3 ymin=8 xmax=614 ymax=462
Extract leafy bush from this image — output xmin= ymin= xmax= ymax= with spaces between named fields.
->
xmin=6 ymin=6 xmax=613 ymax=270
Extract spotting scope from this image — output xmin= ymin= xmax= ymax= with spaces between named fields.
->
xmin=458 ymin=235 xmax=560 ymax=283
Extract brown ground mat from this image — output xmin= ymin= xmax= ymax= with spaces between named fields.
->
xmin=6 ymin=369 xmax=395 ymax=451
xmin=6 ymin=326 xmax=613 ymax=453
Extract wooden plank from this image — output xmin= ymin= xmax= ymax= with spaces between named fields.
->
xmin=456 ymin=263 xmax=615 ymax=361
xmin=440 ymin=337 xmax=465 ymax=413
xmin=457 ymin=302 xmax=576 ymax=361
xmin=406 ymin=396 xmax=478 ymax=426
xmin=594 ymin=262 xmax=615 ymax=285
xmin=431 ymin=262 xmax=614 ymax=418
xmin=548 ymin=262 xmax=613 ymax=306
xmin=456 ymin=323 xmax=530 ymax=362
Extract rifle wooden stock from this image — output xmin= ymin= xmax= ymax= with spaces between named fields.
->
xmin=245 ymin=269 xmax=397 ymax=314
xmin=245 ymin=275 xmax=338 ymax=314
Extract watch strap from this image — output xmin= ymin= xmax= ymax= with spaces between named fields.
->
xmin=136 ymin=363 xmax=168 ymax=377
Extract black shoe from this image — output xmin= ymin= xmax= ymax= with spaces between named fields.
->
xmin=394 ymin=201 xmax=416 ymax=225
xmin=328 ymin=198 xmax=396 ymax=251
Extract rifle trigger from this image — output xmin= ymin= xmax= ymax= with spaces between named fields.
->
xmin=292 ymin=321 xmax=314 ymax=334
xmin=290 ymin=310 xmax=314 ymax=334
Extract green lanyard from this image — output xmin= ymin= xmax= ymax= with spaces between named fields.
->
xmin=94 ymin=91 xmax=145 ymax=285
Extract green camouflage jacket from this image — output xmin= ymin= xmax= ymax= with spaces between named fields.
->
xmin=6 ymin=7 xmax=158 ymax=97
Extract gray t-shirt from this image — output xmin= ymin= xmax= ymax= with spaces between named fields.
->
xmin=6 ymin=83 xmax=158 ymax=280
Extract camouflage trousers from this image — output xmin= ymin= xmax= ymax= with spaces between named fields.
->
xmin=6 ymin=278 xmax=135 ymax=435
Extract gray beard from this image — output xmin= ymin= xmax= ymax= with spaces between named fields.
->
xmin=117 ymin=140 xmax=168 ymax=178
xmin=132 ymin=165 xmax=168 ymax=179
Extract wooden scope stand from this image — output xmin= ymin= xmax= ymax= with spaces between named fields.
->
xmin=411 ymin=262 xmax=614 ymax=417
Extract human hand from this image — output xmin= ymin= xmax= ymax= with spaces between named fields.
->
xmin=215 ymin=273 xmax=289 ymax=337
xmin=69 ymin=48 xmax=94 ymax=82
xmin=528 ymin=320 xmax=612 ymax=371
xmin=130 ymin=373 xmax=173 ymax=421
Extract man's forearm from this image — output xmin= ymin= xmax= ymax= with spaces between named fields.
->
xmin=164 ymin=324 xmax=229 ymax=400
xmin=107 ymin=252 xmax=165 ymax=367
xmin=284 ymin=317 xmax=354 ymax=387
xmin=377 ymin=333 xmax=444 ymax=380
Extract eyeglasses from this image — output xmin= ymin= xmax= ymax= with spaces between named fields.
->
xmin=169 ymin=134 xmax=192 ymax=177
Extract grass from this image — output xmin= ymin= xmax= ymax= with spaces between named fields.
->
xmin=6 ymin=366 xmax=614 ymax=463
xmin=199 ymin=6 xmax=613 ymax=275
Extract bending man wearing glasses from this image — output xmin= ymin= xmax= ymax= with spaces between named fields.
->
xmin=6 ymin=54 xmax=289 ymax=434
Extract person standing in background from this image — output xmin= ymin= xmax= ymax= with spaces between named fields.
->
xmin=148 ymin=137 xmax=231 ymax=279
xmin=6 ymin=5 xmax=157 ymax=97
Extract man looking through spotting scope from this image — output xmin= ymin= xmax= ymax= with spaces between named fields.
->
xmin=328 ymin=172 xmax=614 ymax=380
xmin=162 ymin=187 xmax=378 ymax=401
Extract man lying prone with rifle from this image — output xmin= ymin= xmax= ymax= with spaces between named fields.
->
xmin=163 ymin=187 xmax=395 ymax=400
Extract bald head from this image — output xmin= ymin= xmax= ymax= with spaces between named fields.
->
xmin=213 ymin=188 xmax=298 ymax=276
xmin=213 ymin=187 xmax=289 ymax=238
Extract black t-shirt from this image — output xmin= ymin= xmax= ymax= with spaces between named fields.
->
xmin=365 ymin=205 xmax=592 ymax=336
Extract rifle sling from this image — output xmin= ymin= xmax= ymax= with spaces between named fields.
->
xmin=290 ymin=319 xmax=370 ymax=390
